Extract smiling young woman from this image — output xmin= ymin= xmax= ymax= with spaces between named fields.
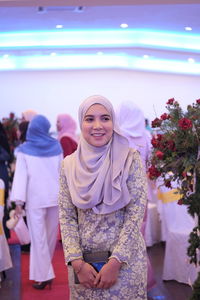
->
xmin=58 ymin=95 xmax=148 ymax=300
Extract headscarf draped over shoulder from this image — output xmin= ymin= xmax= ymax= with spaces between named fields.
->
xmin=63 ymin=95 xmax=133 ymax=214
xmin=18 ymin=115 xmax=63 ymax=157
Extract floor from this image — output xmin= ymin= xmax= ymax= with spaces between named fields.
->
xmin=0 ymin=242 xmax=193 ymax=300
xmin=147 ymin=243 xmax=192 ymax=300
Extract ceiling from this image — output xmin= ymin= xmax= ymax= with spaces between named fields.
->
xmin=0 ymin=0 xmax=200 ymax=74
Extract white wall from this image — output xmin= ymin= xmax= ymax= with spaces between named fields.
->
xmin=1 ymin=69 xmax=199 ymax=133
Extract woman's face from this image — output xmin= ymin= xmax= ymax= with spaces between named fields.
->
xmin=82 ymin=104 xmax=113 ymax=147
xmin=56 ymin=119 xmax=61 ymax=132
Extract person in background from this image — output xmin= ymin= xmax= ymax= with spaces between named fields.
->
xmin=145 ymin=118 xmax=153 ymax=138
xmin=56 ymin=114 xmax=78 ymax=157
xmin=116 ymin=101 xmax=156 ymax=291
xmin=0 ymin=179 xmax=12 ymax=282
xmin=0 ymin=122 xmax=12 ymax=239
xmin=17 ymin=121 xmax=29 ymax=143
xmin=15 ymin=120 xmax=30 ymax=252
xmin=22 ymin=110 xmax=37 ymax=122
xmin=59 ymin=95 xmax=147 ymax=299
xmin=10 ymin=115 xmax=63 ymax=290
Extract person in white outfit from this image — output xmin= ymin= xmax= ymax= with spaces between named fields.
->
xmin=10 ymin=115 xmax=63 ymax=290
xmin=116 ymin=101 xmax=156 ymax=291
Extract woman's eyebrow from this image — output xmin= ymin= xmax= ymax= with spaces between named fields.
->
xmin=84 ymin=114 xmax=111 ymax=118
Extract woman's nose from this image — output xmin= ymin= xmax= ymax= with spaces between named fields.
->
xmin=93 ymin=119 xmax=102 ymax=128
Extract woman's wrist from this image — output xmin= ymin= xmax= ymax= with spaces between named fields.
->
xmin=108 ymin=257 xmax=122 ymax=270
xmin=71 ymin=259 xmax=85 ymax=274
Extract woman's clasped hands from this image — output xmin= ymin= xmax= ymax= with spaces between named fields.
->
xmin=72 ymin=258 xmax=121 ymax=289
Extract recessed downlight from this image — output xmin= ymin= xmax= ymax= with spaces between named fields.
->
xmin=56 ymin=25 xmax=63 ymax=29
xmin=188 ymin=58 xmax=195 ymax=63
xmin=120 ymin=23 xmax=128 ymax=29
xmin=97 ymin=51 xmax=104 ymax=55
xmin=185 ymin=27 xmax=192 ymax=31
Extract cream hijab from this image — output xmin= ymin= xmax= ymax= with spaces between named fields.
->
xmin=63 ymin=95 xmax=133 ymax=214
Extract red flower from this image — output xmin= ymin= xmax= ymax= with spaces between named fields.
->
xmin=151 ymin=118 xmax=162 ymax=128
xmin=155 ymin=150 xmax=164 ymax=160
xmin=160 ymin=113 xmax=170 ymax=120
xmin=196 ymin=99 xmax=200 ymax=104
xmin=151 ymin=134 xmax=163 ymax=148
xmin=167 ymin=140 xmax=176 ymax=151
xmin=165 ymin=181 xmax=172 ymax=188
xmin=177 ymin=199 xmax=183 ymax=205
xmin=166 ymin=98 xmax=175 ymax=105
xmin=148 ymin=165 xmax=161 ymax=179
xmin=151 ymin=137 xmax=159 ymax=148
xmin=178 ymin=118 xmax=193 ymax=130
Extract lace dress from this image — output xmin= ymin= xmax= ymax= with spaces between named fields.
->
xmin=59 ymin=149 xmax=147 ymax=300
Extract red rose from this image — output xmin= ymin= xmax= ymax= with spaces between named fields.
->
xmin=178 ymin=118 xmax=193 ymax=130
xmin=151 ymin=137 xmax=159 ymax=148
xmin=182 ymin=171 xmax=187 ymax=177
xmin=155 ymin=150 xmax=164 ymax=160
xmin=196 ymin=99 xmax=200 ymax=104
xmin=148 ymin=165 xmax=161 ymax=179
xmin=166 ymin=98 xmax=175 ymax=105
xmin=157 ymin=134 xmax=163 ymax=141
xmin=165 ymin=181 xmax=172 ymax=188
xmin=151 ymin=118 xmax=162 ymax=128
xmin=177 ymin=199 xmax=183 ymax=205
xmin=167 ymin=140 xmax=175 ymax=151
xmin=160 ymin=113 xmax=170 ymax=120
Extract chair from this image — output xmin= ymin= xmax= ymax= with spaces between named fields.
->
xmin=162 ymin=201 xmax=198 ymax=284
xmin=144 ymin=202 xmax=161 ymax=247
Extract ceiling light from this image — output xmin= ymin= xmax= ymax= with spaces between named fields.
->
xmin=188 ymin=58 xmax=195 ymax=63
xmin=50 ymin=52 xmax=57 ymax=56
xmin=3 ymin=54 xmax=9 ymax=59
xmin=0 ymin=30 xmax=200 ymax=52
xmin=185 ymin=27 xmax=192 ymax=31
xmin=1 ymin=54 xmax=200 ymax=75
xmin=97 ymin=51 xmax=104 ymax=55
xmin=143 ymin=55 xmax=149 ymax=59
xmin=56 ymin=25 xmax=63 ymax=29
xmin=120 ymin=24 xmax=128 ymax=29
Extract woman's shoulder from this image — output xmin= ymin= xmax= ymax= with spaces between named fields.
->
xmin=128 ymin=147 xmax=140 ymax=158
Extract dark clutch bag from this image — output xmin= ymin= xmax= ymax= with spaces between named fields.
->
xmin=74 ymin=250 xmax=111 ymax=284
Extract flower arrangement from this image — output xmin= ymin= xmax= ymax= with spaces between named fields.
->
xmin=148 ymin=98 xmax=200 ymax=299
xmin=2 ymin=112 xmax=20 ymax=154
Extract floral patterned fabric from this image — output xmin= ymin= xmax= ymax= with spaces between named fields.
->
xmin=59 ymin=149 xmax=147 ymax=300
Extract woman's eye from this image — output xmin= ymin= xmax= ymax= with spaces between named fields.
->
xmin=102 ymin=116 xmax=111 ymax=121
xmin=84 ymin=117 xmax=94 ymax=122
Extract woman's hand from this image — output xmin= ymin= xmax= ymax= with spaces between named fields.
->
xmin=94 ymin=258 xmax=121 ymax=289
xmin=14 ymin=205 xmax=23 ymax=217
xmin=72 ymin=259 xmax=98 ymax=288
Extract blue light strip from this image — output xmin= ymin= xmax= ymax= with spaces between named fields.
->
xmin=0 ymin=30 xmax=200 ymax=52
xmin=0 ymin=54 xmax=200 ymax=75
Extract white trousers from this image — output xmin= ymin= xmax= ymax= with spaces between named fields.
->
xmin=26 ymin=206 xmax=58 ymax=281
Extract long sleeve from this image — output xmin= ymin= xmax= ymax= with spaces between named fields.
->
xmin=58 ymin=163 xmax=83 ymax=264
xmin=10 ymin=152 xmax=28 ymax=204
xmin=111 ymin=150 xmax=147 ymax=264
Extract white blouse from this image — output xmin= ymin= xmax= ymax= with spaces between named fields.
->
xmin=10 ymin=152 xmax=63 ymax=209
